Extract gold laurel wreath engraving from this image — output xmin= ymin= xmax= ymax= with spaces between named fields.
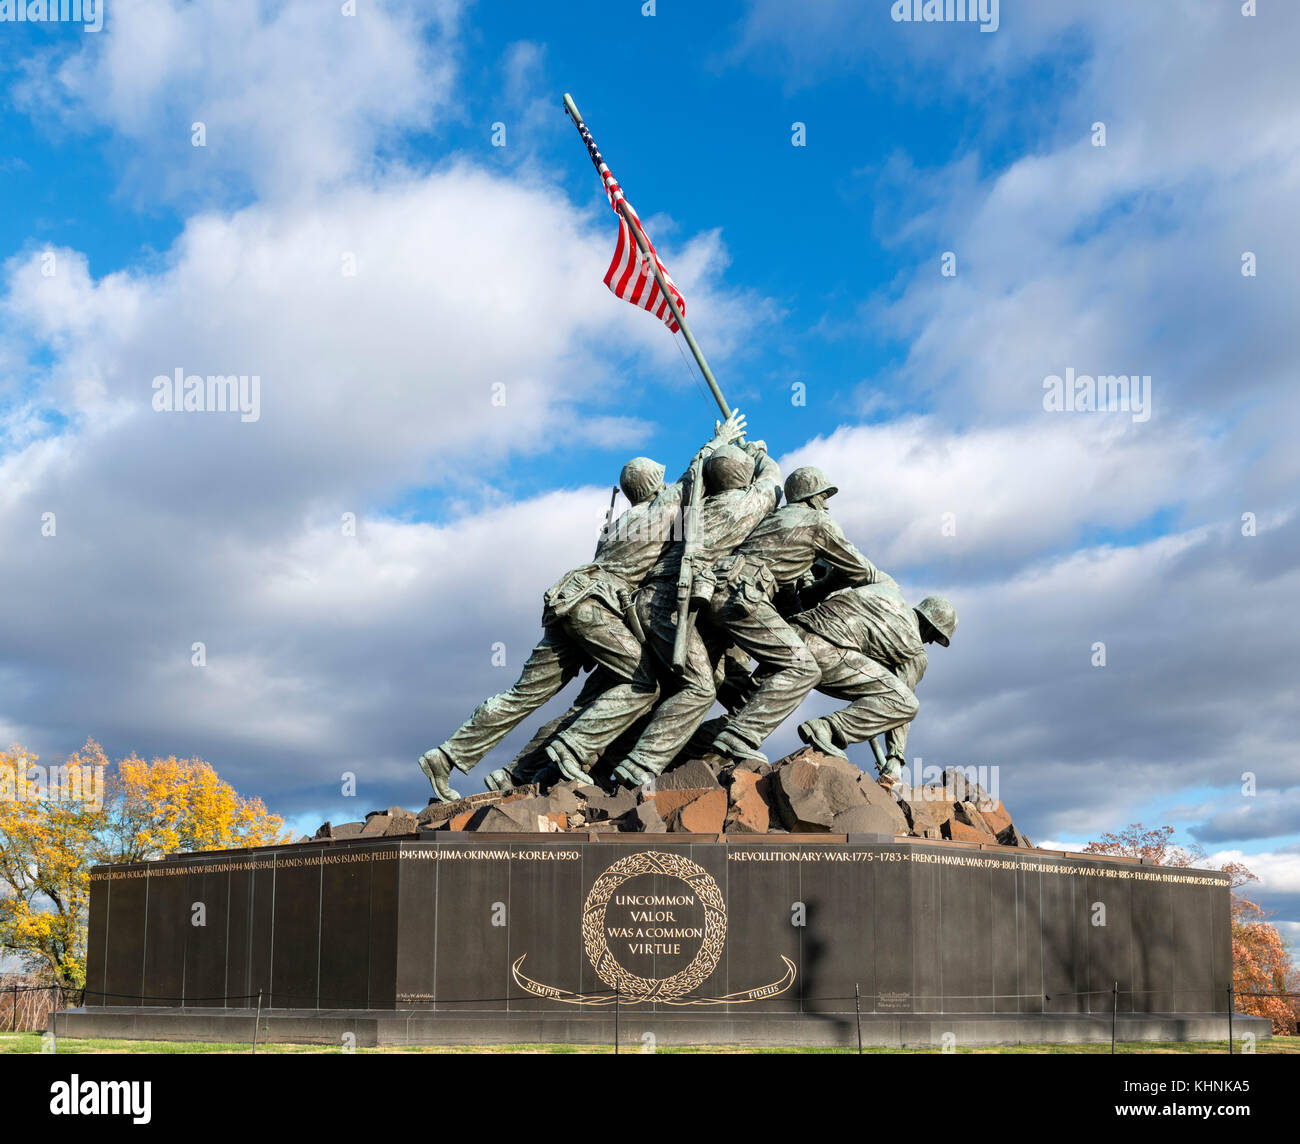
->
xmin=511 ymin=849 xmax=797 ymax=1006
xmin=510 ymin=953 xmax=796 ymax=1007
xmin=581 ymin=850 xmax=726 ymax=1001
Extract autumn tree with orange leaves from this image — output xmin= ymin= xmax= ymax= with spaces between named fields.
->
xmin=1086 ymin=823 xmax=1296 ymax=1035
xmin=0 ymin=739 xmax=287 ymax=991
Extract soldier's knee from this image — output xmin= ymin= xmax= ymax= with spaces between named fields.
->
xmin=901 ymin=690 xmax=919 ymax=721
xmin=681 ymin=668 xmax=716 ymax=705
xmin=790 ymin=645 xmax=821 ymax=688
xmin=634 ymin=680 xmax=662 ymax=703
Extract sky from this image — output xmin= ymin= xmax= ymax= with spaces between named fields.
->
xmin=0 ymin=1 xmax=1297 ymax=948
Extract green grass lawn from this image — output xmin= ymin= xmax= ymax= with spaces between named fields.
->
xmin=3 ymin=1031 xmax=1296 ymax=1054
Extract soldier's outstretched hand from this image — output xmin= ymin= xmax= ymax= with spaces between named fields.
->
xmin=711 ymin=409 xmax=747 ymax=447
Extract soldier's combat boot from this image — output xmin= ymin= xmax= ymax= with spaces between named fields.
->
xmin=710 ymin=728 xmax=768 ymax=766
xmin=866 ymin=736 xmax=902 ymax=788
xmin=484 ymin=767 xmax=518 ymax=793
xmin=544 ymin=738 xmax=589 ymax=784
xmin=797 ymin=717 xmax=848 ymax=760
xmin=613 ymin=753 xmax=658 ymax=788
xmin=878 ymin=755 xmax=903 ymax=788
xmin=418 ymin=746 xmax=467 ymax=802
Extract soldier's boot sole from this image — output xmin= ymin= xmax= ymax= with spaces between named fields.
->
xmin=797 ymin=718 xmax=848 ymax=760
xmin=710 ymin=730 xmax=768 ymax=766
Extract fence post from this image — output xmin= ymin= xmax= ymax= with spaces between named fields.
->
xmin=855 ymin=983 xmax=863 ymax=1056
xmin=1111 ymin=982 xmax=1118 ymax=1054
xmin=1227 ymin=986 xmax=1234 ymax=1055
xmin=10 ymin=984 xmax=15 ymax=1033
xmin=252 ymin=988 xmax=263 ymax=1055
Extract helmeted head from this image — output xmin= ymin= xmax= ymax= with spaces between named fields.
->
xmin=619 ymin=457 xmax=666 ymax=505
xmin=784 ymin=466 xmax=838 ymax=507
xmin=914 ymin=596 xmax=957 ymax=647
xmin=704 ymin=444 xmax=755 ymax=494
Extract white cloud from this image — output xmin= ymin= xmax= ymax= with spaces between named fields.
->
xmin=1204 ymin=848 xmax=1300 ymax=897
xmin=778 ymin=415 xmax=1218 ymax=573
xmin=0 ymin=164 xmax=760 ymax=513
xmin=738 ymin=1 xmax=1300 ymax=531
xmin=19 ymin=0 xmax=463 ymax=201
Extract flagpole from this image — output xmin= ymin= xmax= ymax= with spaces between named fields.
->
xmin=563 ymin=92 xmax=732 ymax=421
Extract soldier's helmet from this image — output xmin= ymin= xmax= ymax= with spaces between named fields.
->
xmin=784 ymin=466 xmax=838 ymax=505
xmin=704 ymin=444 xmax=754 ymax=493
xmin=619 ymin=457 xmax=666 ymax=504
xmin=915 ymin=596 xmax=957 ymax=647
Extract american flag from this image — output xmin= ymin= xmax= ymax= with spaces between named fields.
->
xmin=599 ymin=174 xmax=686 ymax=334
xmin=569 ymin=106 xmax=686 ymax=333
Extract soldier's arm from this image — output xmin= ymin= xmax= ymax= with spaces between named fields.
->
xmin=817 ymin=517 xmax=882 ymax=588
xmin=897 ymin=649 xmax=927 ymax=692
xmin=802 ymin=565 xmax=896 ymax=611
xmin=748 ymin=446 xmax=782 ymax=496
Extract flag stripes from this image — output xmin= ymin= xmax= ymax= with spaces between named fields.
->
xmin=598 ymin=167 xmax=685 ymax=333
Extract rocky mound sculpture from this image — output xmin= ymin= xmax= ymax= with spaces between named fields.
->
xmin=308 ymin=751 xmax=1032 ymax=847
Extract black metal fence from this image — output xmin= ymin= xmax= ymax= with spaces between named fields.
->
xmin=0 ymin=979 xmax=75 ymax=1033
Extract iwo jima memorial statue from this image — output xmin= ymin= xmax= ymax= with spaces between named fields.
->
xmin=70 ymin=96 xmax=1262 ymax=1048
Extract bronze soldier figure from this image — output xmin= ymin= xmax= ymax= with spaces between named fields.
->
xmin=704 ymin=465 xmax=884 ymax=763
xmin=789 ymin=578 xmax=957 ymax=780
xmin=416 ymin=411 xmax=747 ymax=799
xmin=543 ymin=440 xmax=783 ymax=787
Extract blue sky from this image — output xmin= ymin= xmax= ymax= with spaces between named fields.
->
xmin=0 ymin=1 xmax=1297 ymax=947
xmin=0 ymin=4 xmax=1092 ymax=510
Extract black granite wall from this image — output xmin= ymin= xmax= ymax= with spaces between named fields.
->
xmin=85 ymin=838 xmax=1231 ymax=1016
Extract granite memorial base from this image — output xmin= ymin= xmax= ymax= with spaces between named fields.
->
xmin=62 ymin=833 xmax=1269 ymax=1048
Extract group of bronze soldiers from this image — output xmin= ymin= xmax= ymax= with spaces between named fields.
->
xmin=418 ymin=410 xmax=957 ymax=800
